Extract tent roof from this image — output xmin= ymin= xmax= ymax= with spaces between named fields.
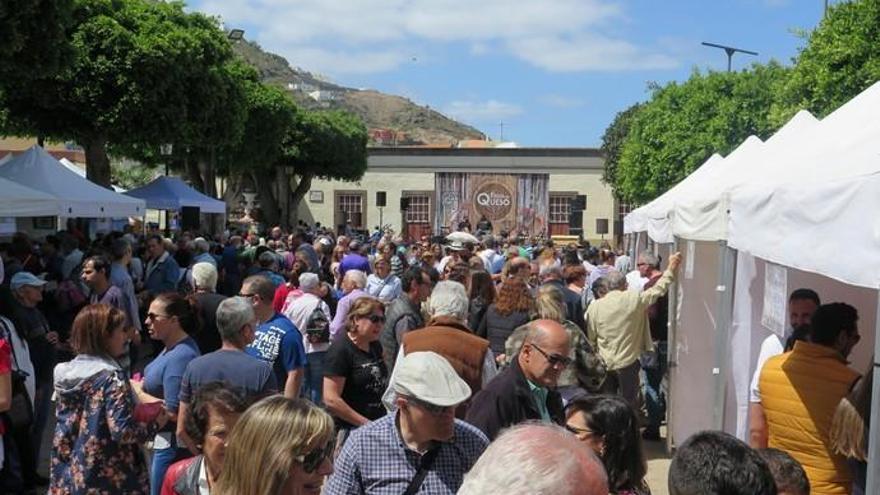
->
xmin=124 ymin=176 xmax=226 ymax=214
xmin=0 ymin=176 xmax=60 ymax=217
xmin=59 ymin=158 xmax=126 ymax=192
xmin=0 ymin=145 xmax=144 ymax=218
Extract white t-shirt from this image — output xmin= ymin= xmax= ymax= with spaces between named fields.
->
xmin=749 ymin=332 xmax=787 ymax=403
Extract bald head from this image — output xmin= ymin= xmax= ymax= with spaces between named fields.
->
xmin=518 ymin=319 xmax=571 ymax=388
xmin=458 ymin=423 xmax=608 ymax=495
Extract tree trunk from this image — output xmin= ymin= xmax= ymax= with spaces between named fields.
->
xmin=186 ymin=157 xmax=205 ymax=192
xmin=252 ymin=170 xmax=280 ymax=227
xmin=289 ymin=172 xmax=313 ymax=229
xmin=83 ymin=136 xmax=112 ymax=188
xmin=201 ymin=148 xmax=217 ymax=198
xmin=275 ymin=168 xmax=292 ymax=228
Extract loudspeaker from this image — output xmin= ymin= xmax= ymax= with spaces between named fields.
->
xmin=569 ymin=211 xmax=583 ymax=229
xmin=376 ymin=191 xmax=386 ymax=207
xmin=181 ymin=206 xmax=200 ymax=231
xmin=400 ymin=197 xmax=411 ymax=211
xmin=572 ymin=195 xmax=587 ymax=211
xmin=596 ymin=218 xmax=609 ymax=235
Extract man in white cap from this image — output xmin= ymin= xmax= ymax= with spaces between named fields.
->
xmin=325 ymin=351 xmax=489 ymax=495
xmin=284 ymin=272 xmax=331 ymax=404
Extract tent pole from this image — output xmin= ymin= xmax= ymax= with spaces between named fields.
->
xmin=866 ymin=287 xmax=880 ymax=495
xmin=666 ymin=236 xmax=680 ymax=452
xmin=712 ymin=241 xmax=737 ymax=430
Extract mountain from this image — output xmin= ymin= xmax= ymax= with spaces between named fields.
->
xmin=232 ymin=40 xmax=485 ymax=146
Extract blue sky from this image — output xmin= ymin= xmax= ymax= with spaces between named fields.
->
xmin=190 ymin=0 xmax=829 ymax=147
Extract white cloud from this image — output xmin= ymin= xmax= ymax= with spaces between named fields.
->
xmin=443 ymin=100 xmax=523 ymax=124
xmin=538 ymin=94 xmax=586 ymax=108
xmin=194 ymin=0 xmax=678 ymax=75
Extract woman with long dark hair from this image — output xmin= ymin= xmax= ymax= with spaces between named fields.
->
xmin=476 ymin=277 xmax=533 ymax=362
xmin=565 ymin=395 xmax=650 ymax=495
xmin=467 ymin=270 xmax=496 ymax=331
xmin=140 ymin=293 xmax=202 ymax=495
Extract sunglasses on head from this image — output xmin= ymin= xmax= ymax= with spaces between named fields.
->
xmin=296 ymin=440 xmax=334 ymax=473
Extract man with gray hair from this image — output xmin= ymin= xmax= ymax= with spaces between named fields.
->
xmin=191 ymin=262 xmax=227 ymax=353
xmin=586 ymin=252 xmax=682 ymax=407
xmin=383 ymin=280 xmax=495 ymax=416
xmin=458 ymin=423 xmax=609 ymax=495
xmin=176 ymin=296 xmax=277 ymax=453
xmin=191 ymin=237 xmax=216 ymax=267
xmin=283 ymin=272 xmax=331 ymax=404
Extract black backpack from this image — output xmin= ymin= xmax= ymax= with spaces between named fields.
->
xmin=305 ymin=303 xmax=330 ymax=344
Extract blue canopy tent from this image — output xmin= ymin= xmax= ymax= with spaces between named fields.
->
xmin=124 ymin=176 xmax=226 ymax=213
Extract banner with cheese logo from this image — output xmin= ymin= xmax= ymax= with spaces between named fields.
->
xmin=434 ymin=173 xmax=549 ymax=237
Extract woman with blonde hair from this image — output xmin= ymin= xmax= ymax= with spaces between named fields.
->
xmin=505 ymin=284 xmax=606 ymax=397
xmin=214 ymin=395 xmax=334 ymax=495
xmin=323 ymin=297 xmax=388 ymax=433
xmin=830 ymin=360 xmax=872 ymax=495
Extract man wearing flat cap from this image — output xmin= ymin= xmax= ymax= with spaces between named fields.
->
xmin=325 ymin=351 xmax=489 ymax=495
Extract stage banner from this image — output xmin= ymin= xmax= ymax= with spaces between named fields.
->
xmin=434 ymin=173 xmax=548 ymax=237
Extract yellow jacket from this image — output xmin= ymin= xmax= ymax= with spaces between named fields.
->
xmin=759 ymin=341 xmax=859 ymax=495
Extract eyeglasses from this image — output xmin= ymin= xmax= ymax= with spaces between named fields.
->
xmin=363 ymin=314 xmax=386 ymax=324
xmin=146 ymin=312 xmax=171 ymax=321
xmin=237 ymin=292 xmax=257 ymax=299
xmin=529 ymin=343 xmax=573 ymax=367
xmin=295 ymin=440 xmax=334 ymax=473
xmin=408 ymin=396 xmax=454 ymax=416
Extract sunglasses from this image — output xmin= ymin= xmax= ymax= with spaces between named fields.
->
xmin=529 ymin=343 xmax=573 ymax=368
xmin=296 ymin=440 xmax=334 ymax=473
xmin=363 ymin=314 xmax=386 ymax=324
xmin=237 ymin=292 xmax=257 ymax=299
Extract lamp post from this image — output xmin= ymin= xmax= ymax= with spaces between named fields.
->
xmin=701 ymin=42 xmax=758 ymax=72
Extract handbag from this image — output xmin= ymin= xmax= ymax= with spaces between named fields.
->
xmin=0 ymin=319 xmax=34 ymax=429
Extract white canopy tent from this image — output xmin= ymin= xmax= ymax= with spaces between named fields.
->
xmin=0 ymin=176 xmax=60 ymax=217
xmin=0 ymin=146 xmax=144 ymax=218
xmin=59 ymin=157 xmax=127 ymax=193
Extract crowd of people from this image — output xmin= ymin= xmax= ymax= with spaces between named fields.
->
xmin=0 ymin=223 xmax=869 ymax=494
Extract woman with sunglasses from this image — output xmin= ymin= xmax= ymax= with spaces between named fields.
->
xmin=565 ymin=395 xmax=651 ymax=495
xmin=214 ymin=395 xmax=335 ymax=495
xmin=139 ymin=293 xmax=202 ymax=495
xmin=323 ymin=297 xmax=389 ymax=436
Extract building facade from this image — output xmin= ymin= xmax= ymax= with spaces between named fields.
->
xmin=298 ymin=147 xmax=619 ymax=244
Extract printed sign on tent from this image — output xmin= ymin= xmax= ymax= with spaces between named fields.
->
xmin=762 ymin=262 xmax=788 ymax=337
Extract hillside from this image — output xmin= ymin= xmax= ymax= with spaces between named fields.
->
xmin=233 ymin=40 xmax=485 ymax=145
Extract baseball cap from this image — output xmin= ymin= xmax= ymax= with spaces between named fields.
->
xmin=393 ymin=352 xmax=471 ymax=407
xmin=11 ymin=272 xmax=48 ymax=291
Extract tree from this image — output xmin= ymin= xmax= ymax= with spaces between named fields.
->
xmin=1 ymin=0 xmax=238 ymax=188
xmin=615 ymin=63 xmax=788 ymax=204
xmin=281 ymin=109 xmax=369 ymax=226
xmin=600 ymin=103 xmax=643 ymax=198
xmin=0 ymin=0 xmax=74 ymax=82
xmin=771 ymin=0 xmax=880 ymax=126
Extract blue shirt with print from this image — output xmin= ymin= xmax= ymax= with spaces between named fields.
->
xmin=245 ymin=313 xmax=307 ymax=389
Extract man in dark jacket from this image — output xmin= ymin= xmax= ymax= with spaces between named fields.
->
xmin=379 ymin=266 xmax=431 ymax=371
xmin=466 ymin=319 xmax=569 ymax=440
xmin=539 ymin=261 xmax=586 ymax=330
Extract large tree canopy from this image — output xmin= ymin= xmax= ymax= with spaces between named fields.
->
xmin=772 ymin=0 xmax=880 ymax=126
xmin=614 ymin=63 xmax=788 ymax=204
xmin=0 ymin=0 xmax=74 ymax=82
xmin=600 ymin=102 xmax=642 ymax=198
xmin=1 ymin=0 xmax=237 ymax=187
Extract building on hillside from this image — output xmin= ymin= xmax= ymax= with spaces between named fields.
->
xmin=297 ymin=147 xmax=623 ymax=244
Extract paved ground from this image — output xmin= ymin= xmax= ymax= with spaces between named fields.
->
xmin=644 ymin=436 xmax=671 ymax=495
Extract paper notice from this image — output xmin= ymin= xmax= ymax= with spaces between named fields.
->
xmin=685 ymin=241 xmax=695 ymax=279
xmin=762 ymin=262 xmax=787 ymax=337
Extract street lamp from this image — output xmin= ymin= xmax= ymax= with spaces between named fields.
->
xmin=701 ymin=42 xmax=758 ymax=72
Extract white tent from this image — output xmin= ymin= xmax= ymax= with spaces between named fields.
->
xmin=0 ymin=146 xmax=144 ymax=218
xmin=59 ymin=157 xmax=127 ymax=193
xmin=0 ymin=176 xmax=60 ymax=217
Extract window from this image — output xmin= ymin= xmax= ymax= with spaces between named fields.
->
xmin=405 ymin=194 xmax=430 ymax=223
xmin=549 ymin=195 xmax=572 ymax=224
xmin=338 ymin=193 xmax=364 ymax=227
xmin=617 ymin=201 xmax=634 ymax=220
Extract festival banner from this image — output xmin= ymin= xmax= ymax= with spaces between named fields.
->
xmin=434 ymin=173 xmax=549 ymax=237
